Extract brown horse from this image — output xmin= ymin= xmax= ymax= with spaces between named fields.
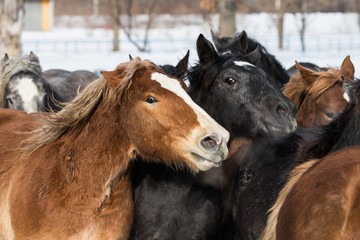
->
xmin=282 ymin=56 xmax=354 ymax=128
xmin=261 ymin=147 xmax=360 ymax=240
xmin=0 ymin=57 xmax=229 ymax=239
xmin=261 ymin=79 xmax=360 ymax=240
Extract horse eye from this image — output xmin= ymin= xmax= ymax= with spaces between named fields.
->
xmin=341 ymin=76 xmax=345 ymax=81
xmin=225 ymin=77 xmax=236 ymax=85
xmin=7 ymin=97 xmax=13 ymax=105
xmin=325 ymin=112 xmax=335 ymax=119
xmin=145 ymin=96 xmax=157 ymax=104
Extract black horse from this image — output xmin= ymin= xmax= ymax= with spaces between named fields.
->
xmin=286 ymin=61 xmax=328 ymax=76
xmin=130 ymin=34 xmax=297 ymax=240
xmin=211 ymin=30 xmax=289 ymax=90
xmin=230 ymin=80 xmax=357 ymax=240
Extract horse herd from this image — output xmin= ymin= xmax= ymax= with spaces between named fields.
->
xmin=0 ymin=31 xmax=359 ymax=239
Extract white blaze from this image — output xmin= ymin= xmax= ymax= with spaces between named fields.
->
xmin=150 ymin=72 xmax=227 ymax=134
xmin=12 ymin=77 xmax=43 ymax=113
xmin=234 ymin=61 xmax=255 ymax=67
xmin=343 ymin=92 xmax=350 ymax=102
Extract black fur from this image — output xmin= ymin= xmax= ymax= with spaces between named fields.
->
xmin=211 ymin=30 xmax=290 ymax=90
xmin=230 ymin=80 xmax=360 ymax=240
xmin=130 ymin=34 xmax=297 ymax=240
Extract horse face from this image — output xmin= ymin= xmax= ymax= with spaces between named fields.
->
xmin=314 ymin=84 xmax=349 ymax=126
xmin=6 ymin=73 xmax=45 ymax=113
xmin=104 ymin=67 xmax=230 ymax=172
xmin=191 ymin=34 xmax=297 ymax=140
xmin=215 ymin=58 xmax=297 ymax=139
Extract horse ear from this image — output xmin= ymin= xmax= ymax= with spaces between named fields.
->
xmin=296 ymin=61 xmax=317 ymax=86
xmin=129 ymin=54 xmax=134 ymax=61
xmin=244 ymin=44 xmax=261 ymax=65
xmin=196 ymin=34 xmax=218 ymax=66
xmin=175 ymin=50 xmax=190 ymax=78
xmin=101 ymin=70 xmax=120 ymax=88
xmin=340 ymin=55 xmax=355 ymax=82
xmin=29 ymin=51 xmax=39 ymax=63
xmin=1 ymin=53 xmax=9 ymax=65
xmin=235 ymin=30 xmax=249 ymax=53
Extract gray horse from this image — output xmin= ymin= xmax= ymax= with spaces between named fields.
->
xmin=0 ymin=52 xmax=62 ymax=113
xmin=44 ymin=69 xmax=98 ymax=102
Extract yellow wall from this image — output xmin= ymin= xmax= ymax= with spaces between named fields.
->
xmin=41 ymin=0 xmax=50 ymax=31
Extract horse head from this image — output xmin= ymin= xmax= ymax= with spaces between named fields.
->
xmin=189 ymin=34 xmax=297 ymax=141
xmin=0 ymin=52 xmax=59 ymax=113
xmin=283 ymin=56 xmax=354 ymax=128
xmin=100 ymin=57 xmax=230 ymax=171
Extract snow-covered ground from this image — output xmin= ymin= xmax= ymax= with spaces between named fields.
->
xmin=21 ymin=12 xmax=360 ymax=77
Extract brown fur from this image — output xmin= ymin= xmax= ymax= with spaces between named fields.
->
xmin=261 ymin=146 xmax=360 ymax=240
xmin=282 ymin=56 xmax=354 ymax=127
xmin=0 ymin=58 xmax=226 ymax=239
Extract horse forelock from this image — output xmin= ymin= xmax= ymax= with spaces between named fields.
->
xmin=22 ymin=58 xmax=160 ymax=154
xmin=283 ymin=68 xmax=342 ymax=107
xmin=0 ymin=55 xmax=44 ymax=108
xmin=187 ymin=56 xmax=229 ymax=98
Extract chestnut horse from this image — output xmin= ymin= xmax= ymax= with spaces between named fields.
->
xmin=130 ymin=34 xmax=297 ymax=240
xmin=282 ymin=56 xmax=355 ymax=128
xmin=262 ymin=79 xmax=360 ymax=240
xmin=0 ymin=58 xmax=230 ymax=239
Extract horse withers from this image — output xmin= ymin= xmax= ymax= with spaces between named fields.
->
xmin=0 ymin=57 xmax=229 ymax=239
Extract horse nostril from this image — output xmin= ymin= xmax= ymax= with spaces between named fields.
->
xmin=201 ymin=134 xmax=220 ymax=150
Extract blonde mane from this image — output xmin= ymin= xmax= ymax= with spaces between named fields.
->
xmin=0 ymin=54 xmax=44 ymax=107
xmin=282 ymin=68 xmax=342 ymax=106
xmin=23 ymin=57 xmax=160 ymax=153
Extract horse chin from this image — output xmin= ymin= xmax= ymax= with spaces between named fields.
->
xmin=191 ymin=152 xmax=224 ymax=171
xmin=261 ymin=119 xmax=298 ymax=139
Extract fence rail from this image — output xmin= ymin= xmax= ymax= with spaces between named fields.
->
xmin=21 ymin=33 xmax=360 ymax=57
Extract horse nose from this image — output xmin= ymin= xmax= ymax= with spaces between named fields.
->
xmin=200 ymin=133 xmax=221 ymax=151
xmin=275 ymin=101 xmax=297 ymax=118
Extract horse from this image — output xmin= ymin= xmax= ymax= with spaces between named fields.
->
xmin=44 ymin=68 xmax=98 ymax=102
xmin=0 ymin=52 xmax=63 ymax=113
xmin=211 ymin=30 xmax=290 ymax=89
xmin=282 ymin=56 xmax=355 ymax=128
xmin=286 ymin=61 xmax=328 ymax=76
xmin=130 ymin=34 xmax=298 ymax=240
xmin=230 ymin=56 xmax=355 ymax=240
xmin=0 ymin=57 xmax=230 ymax=239
xmin=261 ymin=79 xmax=360 ymax=240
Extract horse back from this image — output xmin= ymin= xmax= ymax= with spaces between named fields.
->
xmin=276 ymin=146 xmax=360 ymax=240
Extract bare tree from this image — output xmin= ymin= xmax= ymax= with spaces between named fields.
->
xmin=218 ymin=0 xmax=237 ymax=37
xmin=0 ymin=0 xmax=24 ymax=57
xmin=274 ymin=0 xmax=288 ymax=49
xmin=293 ymin=0 xmax=309 ymax=52
xmin=110 ymin=0 xmax=121 ymax=51
xmin=121 ymin=0 xmax=158 ymax=52
xmin=356 ymin=0 xmax=360 ymax=31
xmin=200 ymin=0 xmax=216 ymax=30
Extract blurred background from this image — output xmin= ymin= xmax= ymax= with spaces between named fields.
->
xmin=1 ymin=0 xmax=360 ymax=76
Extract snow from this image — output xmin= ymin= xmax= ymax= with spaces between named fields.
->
xmin=20 ymin=12 xmax=360 ymax=77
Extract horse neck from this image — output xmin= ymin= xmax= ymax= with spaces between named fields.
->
xmin=330 ymin=104 xmax=360 ymax=152
xmin=42 ymin=103 xmax=135 ymax=210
